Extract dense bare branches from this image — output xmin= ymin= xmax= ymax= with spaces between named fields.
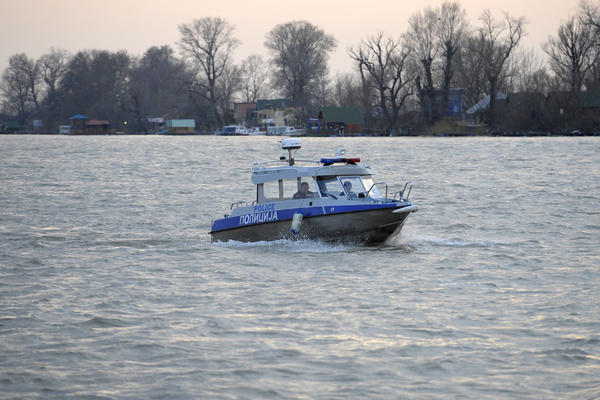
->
xmin=349 ymin=33 xmax=412 ymax=133
xmin=59 ymin=50 xmax=131 ymax=121
xmin=476 ymin=10 xmax=526 ymax=125
xmin=239 ymin=55 xmax=270 ymax=103
xmin=455 ymin=35 xmax=488 ymax=107
xmin=405 ymin=1 xmax=468 ymax=123
xmin=580 ymin=0 xmax=600 ymax=31
xmin=579 ymin=1 xmax=600 ymax=90
xmin=37 ymin=48 xmax=69 ymax=96
xmin=265 ymin=21 xmax=336 ymax=117
xmin=125 ymin=46 xmax=188 ymax=131
xmin=331 ymin=73 xmax=362 ymax=108
xmin=178 ymin=17 xmax=240 ymax=127
xmin=507 ymin=47 xmax=551 ymax=93
xmin=0 ymin=54 xmax=40 ymax=121
xmin=405 ymin=7 xmax=438 ymax=122
xmin=544 ymin=16 xmax=599 ymax=93
xmin=437 ymin=2 xmax=468 ymax=118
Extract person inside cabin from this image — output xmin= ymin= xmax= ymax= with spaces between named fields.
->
xmin=293 ymin=181 xmax=313 ymax=199
xmin=342 ymin=181 xmax=357 ymax=199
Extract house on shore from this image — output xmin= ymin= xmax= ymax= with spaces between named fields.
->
xmin=68 ymin=114 xmax=112 ymax=134
xmin=317 ymin=106 xmax=364 ymax=134
xmin=0 ymin=120 xmax=22 ymax=133
xmin=254 ymin=98 xmax=298 ymax=129
xmin=581 ymin=90 xmax=600 ymax=117
xmin=234 ymin=102 xmax=257 ymax=124
xmin=86 ymin=120 xmax=110 ymax=134
xmin=423 ymin=89 xmax=466 ymax=119
xmin=467 ymin=90 xmax=600 ymax=132
xmin=166 ymin=119 xmax=195 ymax=134
xmin=465 ymin=93 xmax=507 ymax=124
xmin=69 ymin=114 xmax=88 ymax=131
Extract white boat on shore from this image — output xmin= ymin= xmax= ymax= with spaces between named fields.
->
xmin=216 ymin=125 xmax=267 ymax=136
xmin=266 ymin=126 xmax=307 ymax=136
xmin=216 ymin=125 xmax=250 ymax=136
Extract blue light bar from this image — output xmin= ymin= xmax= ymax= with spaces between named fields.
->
xmin=320 ymin=157 xmax=360 ymax=166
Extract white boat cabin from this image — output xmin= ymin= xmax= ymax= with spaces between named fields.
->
xmin=251 ymin=161 xmax=386 ymax=204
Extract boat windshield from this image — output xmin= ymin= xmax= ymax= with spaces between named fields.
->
xmin=339 ymin=176 xmax=365 ymax=199
xmin=360 ymin=176 xmax=383 ymax=199
xmin=317 ymin=176 xmax=344 ymax=198
xmin=317 ymin=175 xmax=383 ymax=200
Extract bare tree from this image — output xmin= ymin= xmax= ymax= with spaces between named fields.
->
xmin=544 ymin=16 xmax=598 ymax=93
xmin=0 ymin=54 xmax=39 ymax=122
xmin=125 ymin=46 xmax=188 ymax=131
xmin=19 ymin=55 xmax=41 ymax=112
xmin=36 ymin=48 xmax=71 ymax=129
xmin=404 ymin=7 xmax=438 ymax=122
xmin=354 ymin=59 xmax=377 ymax=129
xmin=476 ymin=10 xmax=526 ymax=126
xmin=580 ymin=0 xmax=600 ymax=31
xmin=436 ymin=1 xmax=468 ymax=119
xmin=579 ymin=1 xmax=600 ymax=90
xmin=38 ymin=48 xmax=70 ymax=95
xmin=315 ymin=74 xmax=331 ymax=109
xmin=215 ymin=64 xmax=242 ymax=124
xmin=178 ymin=17 xmax=240 ymax=128
xmin=265 ymin=20 xmax=336 ymax=118
xmin=349 ymin=33 xmax=413 ymax=134
xmin=405 ymin=1 xmax=468 ymax=123
xmin=583 ymin=50 xmax=600 ymax=90
xmin=507 ymin=47 xmax=551 ymax=93
xmin=455 ymin=35 xmax=489 ymax=108
xmin=331 ymin=73 xmax=362 ymax=107
xmin=57 ymin=50 xmax=132 ymax=123
xmin=239 ymin=55 xmax=270 ymax=103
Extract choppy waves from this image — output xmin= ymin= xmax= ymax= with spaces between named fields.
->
xmin=1 ymin=136 xmax=599 ymax=399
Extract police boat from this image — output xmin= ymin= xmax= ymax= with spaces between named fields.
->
xmin=209 ymin=138 xmax=418 ymax=244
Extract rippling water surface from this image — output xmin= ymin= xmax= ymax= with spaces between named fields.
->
xmin=1 ymin=135 xmax=599 ymax=399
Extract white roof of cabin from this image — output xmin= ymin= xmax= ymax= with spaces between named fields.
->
xmin=251 ymin=164 xmax=374 ymax=184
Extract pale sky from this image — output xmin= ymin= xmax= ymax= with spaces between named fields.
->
xmin=0 ymin=0 xmax=581 ymax=76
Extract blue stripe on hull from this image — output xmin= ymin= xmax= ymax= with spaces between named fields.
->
xmin=210 ymin=203 xmax=408 ymax=234
xmin=210 ymin=205 xmax=412 ymax=244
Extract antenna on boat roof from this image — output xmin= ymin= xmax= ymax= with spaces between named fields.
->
xmin=281 ymin=138 xmax=301 ymax=166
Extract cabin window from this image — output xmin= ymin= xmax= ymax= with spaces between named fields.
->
xmin=316 ymin=176 xmax=344 ymax=198
xmin=339 ymin=176 xmax=366 ymax=198
xmin=281 ymin=179 xmax=298 ymax=200
xmin=261 ymin=178 xmax=316 ymax=201
xmin=263 ymin=180 xmax=281 ymax=201
xmin=317 ymin=176 xmax=374 ymax=199
xmin=360 ymin=176 xmax=383 ymax=199
xmin=282 ymin=177 xmax=316 ymax=200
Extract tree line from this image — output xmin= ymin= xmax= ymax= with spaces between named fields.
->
xmin=2 ymin=0 xmax=599 ymax=134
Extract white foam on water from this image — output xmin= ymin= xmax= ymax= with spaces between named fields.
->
xmin=213 ymin=238 xmax=358 ymax=254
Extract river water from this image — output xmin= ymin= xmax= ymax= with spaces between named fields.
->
xmin=0 ymin=135 xmax=598 ymax=399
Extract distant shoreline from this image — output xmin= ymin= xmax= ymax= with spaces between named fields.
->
xmin=2 ymin=131 xmax=599 ymax=137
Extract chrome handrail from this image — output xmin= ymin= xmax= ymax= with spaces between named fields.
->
xmin=230 ymin=200 xmax=248 ymax=210
xmin=393 ymin=182 xmax=413 ymax=201
xmin=365 ymin=182 xmax=389 ymax=200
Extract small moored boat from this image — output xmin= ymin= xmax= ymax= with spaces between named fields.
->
xmin=216 ymin=125 xmax=250 ymax=136
xmin=209 ymin=138 xmax=418 ymax=244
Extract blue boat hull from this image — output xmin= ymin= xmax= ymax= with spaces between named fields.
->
xmin=210 ymin=205 xmax=413 ymax=244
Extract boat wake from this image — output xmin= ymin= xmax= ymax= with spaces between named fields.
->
xmin=213 ymin=238 xmax=358 ymax=253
